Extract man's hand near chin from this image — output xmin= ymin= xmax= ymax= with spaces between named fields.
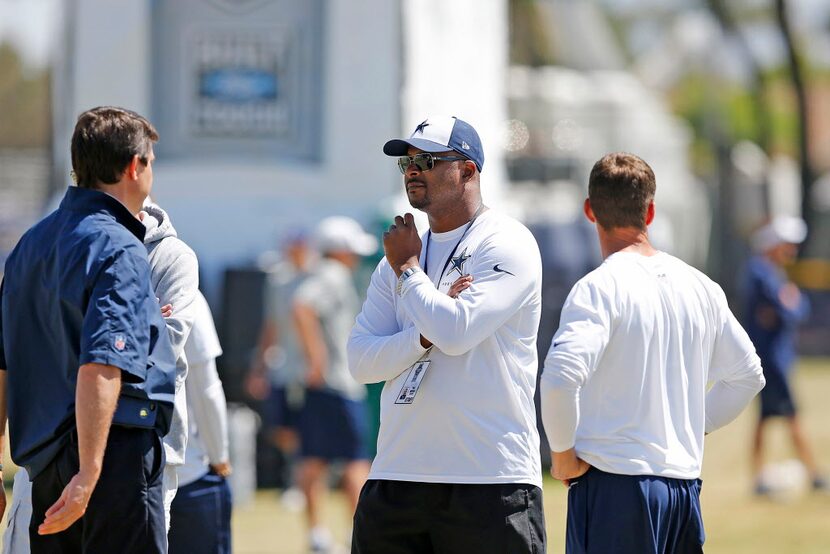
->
xmin=383 ymin=213 xmax=422 ymax=277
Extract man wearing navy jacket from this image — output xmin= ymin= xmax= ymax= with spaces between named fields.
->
xmin=0 ymin=107 xmax=176 ymax=553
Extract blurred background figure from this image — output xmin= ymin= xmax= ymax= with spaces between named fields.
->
xmin=744 ymin=216 xmax=827 ymax=496
xmin=169 ymin=291 xmax=233 ymax=553
xmin=247 ymin=230 xmax=313 ymax=509
xmin=293 ymin=216 xmax=377 ymax=553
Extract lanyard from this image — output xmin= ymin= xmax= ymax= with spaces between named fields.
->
xmin=422 ymin=204 xmax=484 ymax=286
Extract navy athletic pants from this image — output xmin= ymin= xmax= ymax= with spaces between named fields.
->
xmin=566 ymin=467 xmax=705 ymax=554
xmin=30 ymin=427 xmax=166 ymax=554
xmin=168 ymin=471 xmax=232 ymax=554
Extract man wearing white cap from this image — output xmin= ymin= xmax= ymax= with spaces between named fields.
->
xmin=293 ymin=216 xmax=377 ymax=552
xmin=744 ymin=216 xmax=828 ymax=494
xmin=348 ymin=116 xmax=546 ymax=553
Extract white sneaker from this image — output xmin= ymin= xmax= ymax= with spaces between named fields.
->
xmin=309 ymin=527 xmax=332 ymax=553
xmin=280 ymin=486 xmax=307 ymax=513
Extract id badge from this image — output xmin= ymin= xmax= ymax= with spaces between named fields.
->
xmin=394 ymin=360 xmax=431 ymax=404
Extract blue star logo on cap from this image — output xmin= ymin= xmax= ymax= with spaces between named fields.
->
xmin=449 ymin=248 xmax=471 ymax=276
xmin=415 ymin=120 xmax=430 ymax=134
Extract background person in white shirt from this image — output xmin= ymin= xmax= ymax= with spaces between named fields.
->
xmin=348 ymin=116 xmax=546 ymax=553
xmin=541 ymin=152 xmax=765 ymax=554
xmin=168 ymin=291 xmax=232 ymax=554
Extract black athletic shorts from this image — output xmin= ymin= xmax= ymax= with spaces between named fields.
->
xmin=352 ymin=479 xmax=546 ymax=554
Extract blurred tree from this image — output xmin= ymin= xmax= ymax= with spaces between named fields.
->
xmin=0 ymin=42 xmax=50 ymax=148
xmin=509 ymin=0 xmax=556 ymax=66
xmin=775 ymin=0 xmax=815 ymax=245
xmin=706 ymin=0 xmax=784 ymax=217
xmin=705 ymin=0 xmax=772 ymax=153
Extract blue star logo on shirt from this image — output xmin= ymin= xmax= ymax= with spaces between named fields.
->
xmin=415 ymin=120 xmax=430 ymax=134
xmin=449 ymin=248 xmax=471 ymax=276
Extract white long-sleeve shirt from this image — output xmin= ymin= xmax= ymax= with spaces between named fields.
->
xmin=541 ymin=251 xmax=765 ymax=479
xmin=348 ymin=209 xmax=544 ymax=487
xmin=178 ymin=292 xmax=228 ymax=487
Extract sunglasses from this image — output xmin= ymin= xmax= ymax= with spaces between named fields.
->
xmin=397 ymin=153 xmax=468 ymax=174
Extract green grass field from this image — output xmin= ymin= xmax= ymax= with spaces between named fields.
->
xmin=4 ymin=360 xmax=829 ymax=553
xmin=231 ymin=359 xmax=830 ymax=554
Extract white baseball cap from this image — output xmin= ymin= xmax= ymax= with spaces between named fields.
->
xmin=313 ymin=216 xmax=378 ymax=256
xmin=751 ymin=215 xmax=807 ymax=253
xmin=383 ymin=115 xmax=484 ymax=172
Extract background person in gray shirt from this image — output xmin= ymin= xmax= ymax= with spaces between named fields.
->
xmin=293 ymin=216 xmax=377 ymax=553
xmin=247 ymin=230 xmax=312 ymax=491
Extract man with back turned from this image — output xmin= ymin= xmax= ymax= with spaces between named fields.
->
xmin=0 ymin=106 xmax=176 ymax=553
xmin=541 ymin=153 xmax=765 ymax=553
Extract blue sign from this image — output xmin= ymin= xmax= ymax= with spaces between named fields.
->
xmin=200 ymin=68 xmax=278 ymax=103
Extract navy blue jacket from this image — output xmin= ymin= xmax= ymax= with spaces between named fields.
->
xmin=0 ymin=186 xmax=176 ymax=478
xmin=742 ymin=255 xmax=810 ymax=376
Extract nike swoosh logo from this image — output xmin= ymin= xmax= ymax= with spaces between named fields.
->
xmin=493 ymin=264 xmax=514 ymax=276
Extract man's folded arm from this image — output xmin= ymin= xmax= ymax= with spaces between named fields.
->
xmin=706 ymin=301 xmax=765 ymax=433
xmin=705 ymin=362 xmax=765 ymax=433
xmin=347 ymin=263 xmax=428 ymax=384
xmin=397 ymin=241 xmax=538 ymax=356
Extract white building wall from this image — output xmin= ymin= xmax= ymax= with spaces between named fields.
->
xmin=71 ymin=1 xmax=153 ymax=116
xmin=54 ymin=0 xmax=510 ymax=299
xmin=153 ymin=0 xmax=404 ymax=301
xmin=400 ymin=0 xmax=509 ymax=205
xmin=55 ymin=0 xmax=403 ymax=301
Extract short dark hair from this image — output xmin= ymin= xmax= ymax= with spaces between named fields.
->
xmin=70 ymin=107 xmax=159 ymax=189
xmin=588 ymin=152 xmax=656 ymax=230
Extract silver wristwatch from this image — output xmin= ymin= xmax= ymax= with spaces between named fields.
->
xmin=396 ymin=266 xmax=422 ymax=296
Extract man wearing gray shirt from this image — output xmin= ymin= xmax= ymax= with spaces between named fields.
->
xmin=247 ymin=231 xmax=311 ymax=468
xmin=293 ymin=216 xmax=377 ymax=553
